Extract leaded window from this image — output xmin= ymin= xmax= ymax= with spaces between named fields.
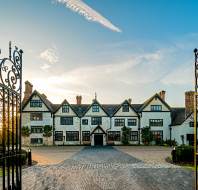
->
xmin=128 ymin=119 xmax=137 ymax=126
xmin=30 ymin=138 xmax=43 ymax=144
xmin=62 ymin=104 xmax=69 ymax=113
xmin=151 ymin=131 xmax=163 ymax=140
xmin=82 ymin=119 xmax=88 ymax=125
xmin=31 ymin=126 xmax=43 ymax=133
xmin=114 ymin=119 xmax=125 ymax=126
xmin=55 ymin=131 xmax=63 ymax=141
xmin=149 ymin=119 xmax=163 ymax=127
xmin=91 ymin=117 xmax=102 ymax=125
xmin=82 ymin=131 xmax=90 ymax=141
xmin=92 ymin=104 xmax=99 ymax=112
xmin=66 ymin=131 xmax=79 ymax=141
xmin=151 ymin=105 xmax=162 ymax=111
xmin=122 ymin=104 xmax=129 ymax=112
xmin=130 ymin=131 xmax=138 ymax=141
xmin=30 ymin=112 xmax=43 ymax=121
xmin=107 ymin=131 xmax=121 ymax=141
xmin=60 ymin=117 xmax=73 ymax=125
xmin=30 ymin=99 xmax=42 ymax=107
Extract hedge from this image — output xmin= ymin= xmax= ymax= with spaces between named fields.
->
xmin=172 ymin=145 xmax=194 ymax=163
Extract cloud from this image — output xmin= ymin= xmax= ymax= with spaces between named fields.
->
xmin=39 ymin=47 xmax=59 ymax=70
xmin=55 ymin=0 xmax=121 ymax=32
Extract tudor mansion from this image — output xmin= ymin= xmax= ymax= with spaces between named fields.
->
xmin=22 ymin=81 xmax=194 ymax=146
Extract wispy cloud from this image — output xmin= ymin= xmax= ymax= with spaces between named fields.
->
xmin=39 ymin=47 xmax=59 ymax=70
xmin=55 ymin=0 xmax=121 ymax=32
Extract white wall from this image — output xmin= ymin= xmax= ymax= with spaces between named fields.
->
xmin=172 ymin=115 xmax=194 ymax=145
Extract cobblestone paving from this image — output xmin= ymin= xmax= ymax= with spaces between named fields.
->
xmin=20 ymin=146 xmax=194 ymax=190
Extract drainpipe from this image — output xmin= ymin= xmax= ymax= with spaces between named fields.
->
xmin=80 ymin=117 xmax=82 ymax=145
xmin=169 ymin=125 xmax=172 ymax=143
xmin=138 ymin=114 xmax=141 ymax=145
xmin=52 ymin=113 xmax=55 ymax=146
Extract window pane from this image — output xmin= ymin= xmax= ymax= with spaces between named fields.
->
xmin=151 ymin=105 xmax=162 ymax=111
xmin=151 ymin=131 xmax=163 ymax=140
xmin=62 ymin=105 xmax=69 ymax=113
xmin=149 ymin=119 xmax=163 ymax=127
xmin=82 ymin=119 xmax=88 ymax=125
xmin=107 ymin=131 xmax=120 ymax=141
xmin=30 ymin=100 xmax=42 ymax=107
xmin=114 ymin=119 xmax=125 ymax=126
xmin=92 ymin=105 xmax=99 ymax=112
xmin=31 ymin=126 xmax=43 ymax=133
xmin=130 ymin=131 xmax=138 ymax=141
xmin=60 ymin=117 xmax=73 ymax=125
xmin=128 ymin=119 xmax=137 ymax=126
xmin=91 ymin=117 xmax=102 ymax=125
xmin=122 ymin=104 xmax=129 ymax=112
xmin=82 ymin=131 xmax=90 ymax=141
xmin=31 ymin=138 xmax=43 ymax=144
xmin=66 ymin=131 xmax=79 ymax=141
xmin=30 ymin=113 xmax=43 ymax=121
xmin=55 ymin=131 xmax=63 ymax=141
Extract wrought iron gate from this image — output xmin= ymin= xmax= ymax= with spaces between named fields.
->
xmin=0 ymin=42 xmax=23 ymax=190
xmin=194 ymin=48 xmax=198 ymax=190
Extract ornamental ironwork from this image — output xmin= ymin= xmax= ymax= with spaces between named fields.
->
xmin=0 ymin=42 xmax=23 ymax=190
xmin=194 ymin=48 xmax=198 ymax=190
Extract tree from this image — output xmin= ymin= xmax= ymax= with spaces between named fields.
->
xmin=121 ymin=126 xmax=131 ymax=145
xmin=141 ymin=126 xmax=153 ymax=145
xmin=43 ymin=125 xmax=52 ymax=145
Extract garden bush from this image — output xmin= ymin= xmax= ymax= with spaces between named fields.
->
xmin=172 ymin=145 xmax=194 ymax=163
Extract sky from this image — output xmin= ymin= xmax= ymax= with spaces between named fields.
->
xmin=0 ymin=0 xmax=198 ymax=106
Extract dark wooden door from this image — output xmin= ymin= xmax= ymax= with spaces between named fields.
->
xmin=94 ymin=134 xmax=103 ymax=146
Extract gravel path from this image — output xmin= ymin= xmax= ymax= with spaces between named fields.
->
xmin=21 ymin=146 xmax=194 ymax=190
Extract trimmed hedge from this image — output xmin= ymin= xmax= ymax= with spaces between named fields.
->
xmin=0 ymin=149 xmax=27 ymax=166
xmin=172 ymin=145 xmax=194 ymax=163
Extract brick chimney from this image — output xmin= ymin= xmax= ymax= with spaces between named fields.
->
xmin=76 ymin=95 xmax=82 ymax=105
xmin=23 ymin=81 xmax=33 ymax=103
xmin=159 ymin=90 xmax=166 ymax=101
xmin=185 ymin=91 xmax=194 ymax=117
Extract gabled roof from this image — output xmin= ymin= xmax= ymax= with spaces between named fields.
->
xmin=82 ymin=99 xmax=110 ymax=117
xmin=53 ymin=99 xmax=80 ymax=116
xmin=139 ymin=93 xmax=171 ymax=111
xmin=22 ymin=90 xmax=54 ymax=112
xmin=112 ymin=100 xmax=139 ymax=117
xmin=171 ymin=107 xmax=192 ymax=126
xmin=91 ymin=125 xmax=106 ymax=135
xmin=71 ymin=104 xmax=90 ymax=117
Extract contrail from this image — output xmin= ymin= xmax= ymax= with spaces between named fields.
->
xmin=56 ymin=0 xmax=121 ymax=32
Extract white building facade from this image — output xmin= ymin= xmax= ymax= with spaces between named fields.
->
xmin=21 ymin=81 xmax=195 ymax=146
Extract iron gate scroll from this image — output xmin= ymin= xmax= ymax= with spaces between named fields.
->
xmin=0 ymin=42 xmax=23 ymax=190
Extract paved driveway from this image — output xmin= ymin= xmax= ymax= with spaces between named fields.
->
xmin=22 ymin=146 xmax=194 ymax=190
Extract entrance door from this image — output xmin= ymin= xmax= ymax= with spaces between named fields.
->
xmin=94 ymin=134 xmax=103 ymax=146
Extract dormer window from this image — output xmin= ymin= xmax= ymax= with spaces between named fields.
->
xmin=92 ymin=104 xmax=99 ymax=112
xmin=62 ymin=104 xmax=69 ymax=113
xmin=30 ymin=100 xmax=42 ymax=107
xmin=122 ymin=104 xmax=129 ymax=112
xmin=151 ymin=105 xmax=162 ymax=111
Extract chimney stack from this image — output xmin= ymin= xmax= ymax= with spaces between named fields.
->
xmin=159 ymin=90 xmax=166 ymax=101
xmin=185 ymin=91 xmax=194 ymax=117
xmin=76 ymin=95 xmax=82 ymax=105
xmin=23 ymin=81 xmax=33 ymax=103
